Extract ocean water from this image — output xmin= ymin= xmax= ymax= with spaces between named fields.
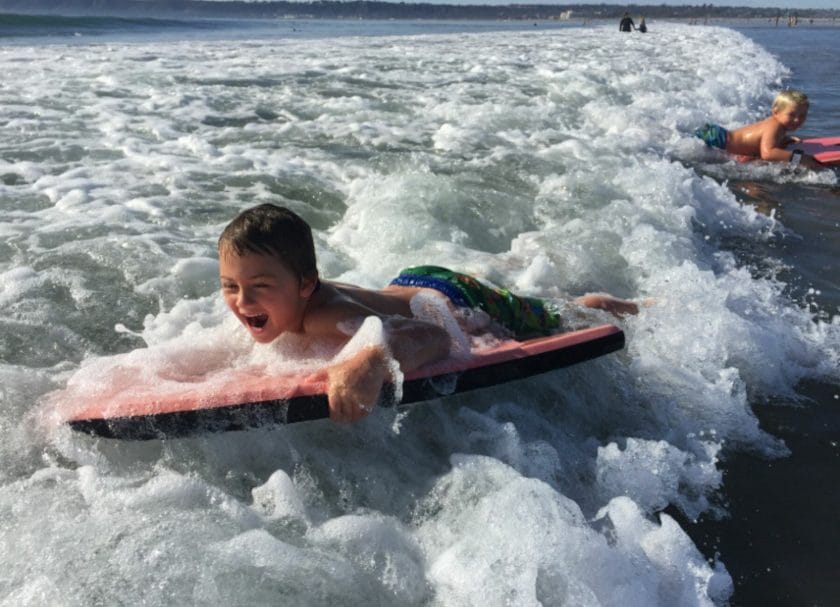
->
xmin=1 ymin=15 xmax=838 ymax=606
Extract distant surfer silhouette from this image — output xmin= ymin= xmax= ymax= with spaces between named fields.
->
xmin=619 ymin=12 xmax=635 ymax=32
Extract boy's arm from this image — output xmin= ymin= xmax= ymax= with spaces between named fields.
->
xmin=380 ymin=316 xmax=452 ymax=372
xmin=323 ymin=345 xmax=392 ymax=423
xmin=307 ymin=308 xmax=451 ymax=422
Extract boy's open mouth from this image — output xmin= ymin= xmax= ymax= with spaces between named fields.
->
xmin=246 ymin=314 xmax=269 ymax=329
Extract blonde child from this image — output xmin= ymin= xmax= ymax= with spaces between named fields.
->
xmin=695 ymin=89 xmax=821 ymax=170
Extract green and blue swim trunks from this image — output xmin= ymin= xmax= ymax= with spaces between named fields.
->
xmin=390 ymin=265 xmax=560 ymax=337
xmin=694 ymin=123 xmax=728 ymax=150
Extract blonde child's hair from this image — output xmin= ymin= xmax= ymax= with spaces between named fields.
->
xmin=772 ymin=89 xmax=809 ymax=112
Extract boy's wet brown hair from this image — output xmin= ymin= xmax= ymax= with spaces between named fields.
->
xmin=218 ymin=203 xmax=317 ymax=282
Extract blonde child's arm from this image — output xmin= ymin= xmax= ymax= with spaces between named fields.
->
xmin=762 ymin=144 xmax=821 ymax=169
xmin=764 ymin=130 xmax=823 ymax=170
xmin=759 ymin=126 xmax=796 ymax=162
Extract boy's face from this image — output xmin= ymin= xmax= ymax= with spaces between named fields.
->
xmin=219 ymin=251 xmax=317 ymax=343
xmin=772 ymin=102 xmax=808 ymax=131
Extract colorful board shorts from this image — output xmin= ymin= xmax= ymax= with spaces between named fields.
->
xmin=389 ymin=265 xmax=560 ymax=337
xmin=694 ymin=123 xmax=728 ymax=150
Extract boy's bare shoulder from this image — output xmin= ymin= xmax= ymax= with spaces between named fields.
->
xmin=302 ymin=283 xmax=374 ymax=336
xmin=330 ymin=281 xmax=415 ymax=317
xmin=302 ymin=281 xmax=434 ymax=340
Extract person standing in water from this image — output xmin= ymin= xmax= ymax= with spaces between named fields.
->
xmin=619 ymin=12 xmax=635 ymax=32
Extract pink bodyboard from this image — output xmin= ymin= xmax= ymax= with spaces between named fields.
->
xmin=60 ymin=323 xmax=624 ymax=439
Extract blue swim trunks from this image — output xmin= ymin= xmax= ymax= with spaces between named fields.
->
xmin=694 ymin=123 xmax=728 ymax=150
xmin=389 ymin=265 xmax=560 ymax=337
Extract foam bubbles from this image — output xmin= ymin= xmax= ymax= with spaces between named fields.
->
xmin=308 ymin=514 xmax=430 ymax=603
xmin=418 ymin=454 xmax=730 ymax=606
xmin=251 ymin=469 xmax=308 ymax=523
xmin=596 ymin=438 xmax=723 ymax=520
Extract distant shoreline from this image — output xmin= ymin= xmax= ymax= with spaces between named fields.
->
xmin=0 ymin=1 xmax=838 ymax=24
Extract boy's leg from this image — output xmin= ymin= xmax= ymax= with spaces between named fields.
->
xmin=574 ymin=293 xmax=639 ymax=317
